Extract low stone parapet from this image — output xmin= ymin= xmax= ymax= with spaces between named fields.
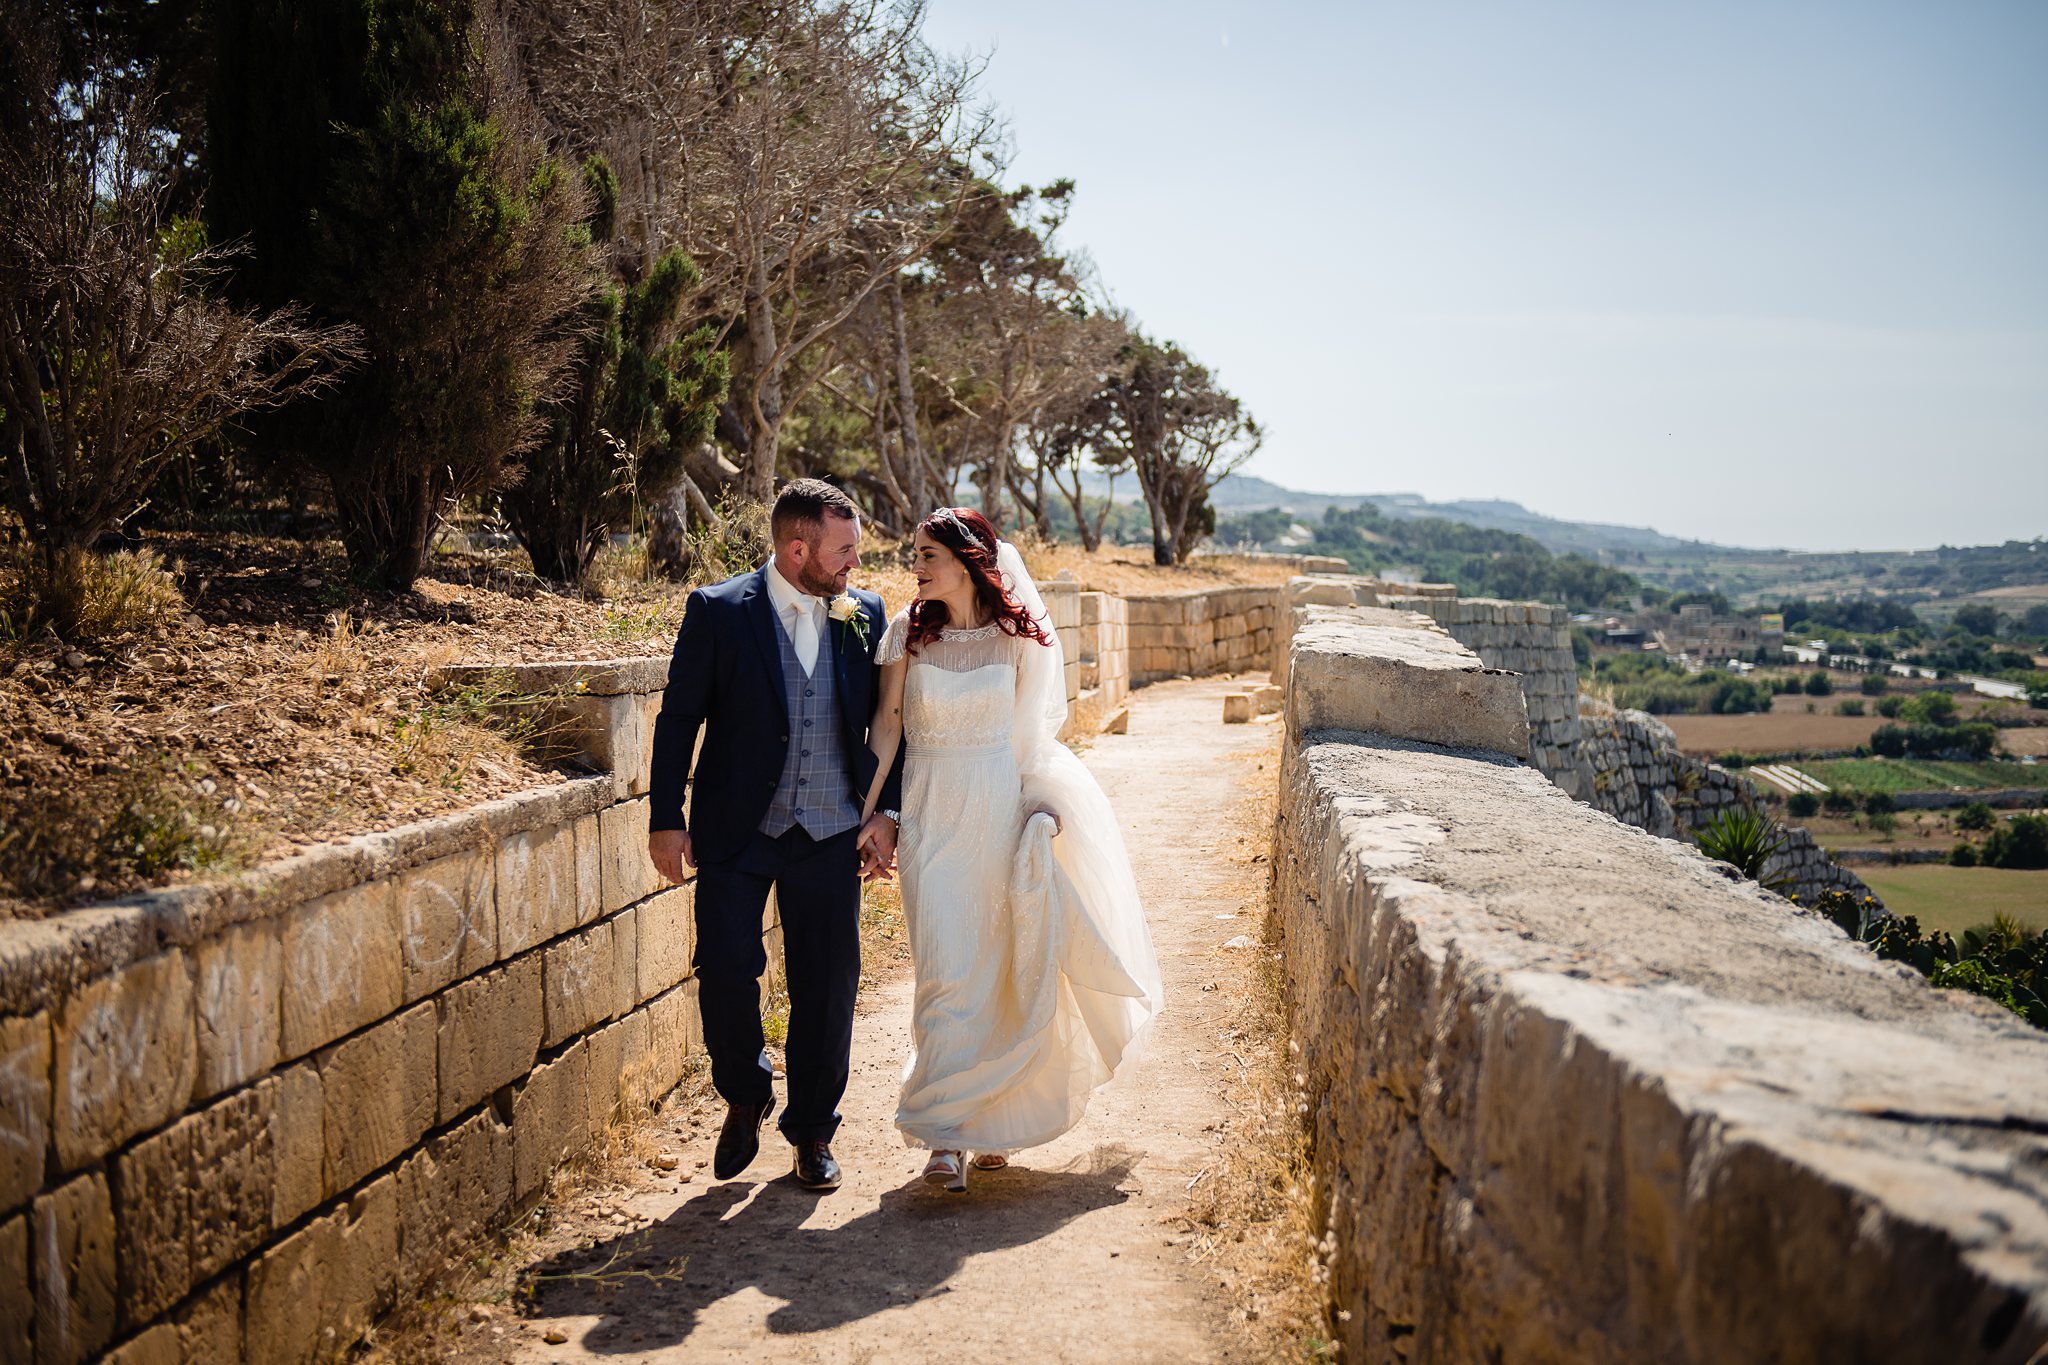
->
xmin=1272 ymin=614 xmax=2048 ymax=1363
xmin=1122 ymin=585 xmax=1280 ymax=685
xmin=0 ymin=658 xmax=730 ymax=1364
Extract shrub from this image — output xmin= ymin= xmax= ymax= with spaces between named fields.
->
xmin=1823 ymin=791 xmax=1857 ymax=815
xmin=1708 ymin=677 xmax=1773 ymax=714
xmin=1715 ymin=751 xmax=1749 ymax=768
xmin=1875 ymin=695 xmax=1906 ymax=717
xmin=1950 ymin=841 xmax=1980 ymax=867
xmin=1864 ymin=790 xmax=1897 ymax=814
xmin=1804 ymin=670 xmax=1834 ymax=696
xmin=1984 ymin=814 xmax=2048 ymax=870
xmin=0 ymin=32 xmax=358 ymax=570
xmin=1694 ymin=806 xmax=1789 ymax=890
xmin=1787 ymin=791 xmax=1820 ymax=819
xmin=1956 ymin=801 xmax=1996 ymax=832
xmin=501 ymin=160 xmax=729 ymax=584
xmin=1868 ymin=811 xmax=1898 ymax=837
xmin=1834 ymin=699 xmax=1865 ymax=716
xmin=1870 ymin=721 xmax=1996 ymax=761
xmin=0 ymin=547 xmax=185 ymax=645
xmin=1904 ymin=690 xmax=1958 ymax=725
xmin=1860 ymin=673 xmax=1889 ymax=696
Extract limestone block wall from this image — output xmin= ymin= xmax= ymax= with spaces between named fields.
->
xmin=0 ymin=659 xmax=742 ymax=1365
xmin=1380 ymin=594 xmax=1592 ymax=800
xmin=1122 ymin=586 xmax=1279 ymax=685
xmin=1076 ymin=591 xmax=1129 ymax=713
xmin=1272 ymin=617 xmax=2048 ymax=1365
xmin=1039 ymin=579 xmax=1083 ymax=711
xmin=1579 ymin=701 xmax=1879 ymax=905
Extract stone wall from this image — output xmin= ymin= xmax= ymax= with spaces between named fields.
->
xmin=1379 ymin=593 xmax=1592 ymax=800
xmin=1579 ymin=701 xmax=1878 ymax=905
xmin=1123 ymin=586 xmax=1279 ymax=685
xmin=0 ymin=660 xmax=745 ymax=1365
xmin=1271 ymin=613 xmax=2048 ymax=1365
xmin=1077 ymin=590 xmax=1130 ymax=714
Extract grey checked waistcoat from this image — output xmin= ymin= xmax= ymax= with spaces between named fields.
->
xmin=758 ymin=610 xmax=861 ymax=840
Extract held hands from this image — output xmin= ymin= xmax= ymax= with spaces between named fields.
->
xmin=648 ymin=828 xmax=694 ymax=884
xmin=1029 ymin=804 xmax=1062 ymax=836
xmin=857 ymin=812 xmax=899 ymax=883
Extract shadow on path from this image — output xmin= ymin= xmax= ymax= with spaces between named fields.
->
xmin=517 ymin=1147 xmax=1141 ymax=1353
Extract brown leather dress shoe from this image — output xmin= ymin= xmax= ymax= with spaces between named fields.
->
xmin=792 ymin=1139 xmax=842 ymax=1191
xmin=712 ymin=1096 xmax=775 ymax=1181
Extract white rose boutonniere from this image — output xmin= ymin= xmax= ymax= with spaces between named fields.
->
xmin=828 ymin=593 xmax=871 ymax=649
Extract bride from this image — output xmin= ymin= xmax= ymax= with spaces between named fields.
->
xmin=857 ymin=507 xmax=1163 ymax=1191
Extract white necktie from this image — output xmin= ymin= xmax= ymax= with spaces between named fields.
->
xmin=790 ymin=599 xmax=820 ymax=677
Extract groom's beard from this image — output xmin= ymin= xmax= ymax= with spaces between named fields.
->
xmin=797 ymin=560 xmax=846 ymax=597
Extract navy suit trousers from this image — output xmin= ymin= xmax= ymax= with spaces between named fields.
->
xmin=692 ymin=823 xmax=861 ymax=1146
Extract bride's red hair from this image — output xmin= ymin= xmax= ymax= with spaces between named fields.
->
xmin=907 ymin=508 xmax=1053 ymax=655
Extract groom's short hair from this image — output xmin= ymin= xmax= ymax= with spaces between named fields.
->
xmin=771 ymin=478 xmax=860 ymax=547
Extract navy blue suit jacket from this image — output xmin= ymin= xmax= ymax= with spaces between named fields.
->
xmin=648 ymin=569 xmax=902 ymax=865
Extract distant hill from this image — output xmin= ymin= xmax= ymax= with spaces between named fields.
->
xmin=1088 ymin=470 xmax=1730 ymax=557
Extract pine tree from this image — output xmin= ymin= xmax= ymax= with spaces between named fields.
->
xmin=500 ymin=154 xmax=727 ymax=584
xmin=207 ymin=0 xmax=590 ymax=589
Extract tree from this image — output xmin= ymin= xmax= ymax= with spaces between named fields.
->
xmin=1985 ymin=814 xmax=2048 ymax=870
xmin=1953 ymin=604 xmax=2001 ymax=638
xmin=500 ymin=158 xmax=728 ymax=583
xmin=1956 ymin=802 xmax=1995 ymax=832
xmin=0 ymin=17 xmax=357 ymax=578
xmin=1085 ymin=337 xmax=1260 ymax=565
xmin=1803 ymin=670 xmax=1834 ymax=696
xmin=683 ymin=0 xmax=994 ymax=500
xmin=207 ymin=0 xmax=592 ymax=589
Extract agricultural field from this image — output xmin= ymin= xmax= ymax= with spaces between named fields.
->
xmin=1854 ymin=866 xmax=2048 ymax=937
xmin=1665 ymin=711 xmax=1882 ymax=756
xmin=1799 ymin=811 xmax=1975 ymax=856
xmin=1799 ymin=757 xmax=2043 ymax=797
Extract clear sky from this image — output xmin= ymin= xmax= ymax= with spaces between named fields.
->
xmin=919 ymin=0 xmax=2048 ymax=552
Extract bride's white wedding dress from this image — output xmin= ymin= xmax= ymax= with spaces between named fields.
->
xmin=879 ymin=550 xmax=1162 ymax=1155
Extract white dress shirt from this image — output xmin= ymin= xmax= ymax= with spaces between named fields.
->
xmin=766 ymin=558 xmax=825 ymax=677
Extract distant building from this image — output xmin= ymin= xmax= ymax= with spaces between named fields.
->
xmin=1663 ymin=604 xmax=1781 ymax=664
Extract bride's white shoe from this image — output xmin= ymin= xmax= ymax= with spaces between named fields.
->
xmin=922 ymin=1149 xmax=967 ymax=1192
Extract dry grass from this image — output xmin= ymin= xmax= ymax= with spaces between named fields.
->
xmin=1179 ymin=743 xmax=1336 ymax=1361
xmin=0 ymin=545 xmax=187 ymax=651
xmin=1019 ymin=540 xmax=1301 ymax=596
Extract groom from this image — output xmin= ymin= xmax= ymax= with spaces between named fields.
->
xmin=646 ymin=479 xmax=901 ymax=1191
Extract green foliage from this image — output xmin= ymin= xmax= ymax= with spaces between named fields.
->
xmin=1864 ymin=790 xmax=1896 ymax=815
xmin=1834 ymin=698 xmax=1864 ymax=716
xmin=1905 ymin=690 xmax=1958 ymax=725
xmin=1823 ymin=791 xmax=1857 ymax=815
xmin=1694 ymin=807 xmax=1789 ymax=889
xmin=1952 ymin=604 xmax=2002 ymax=637
xmin=208 ymin=0 xmax=590 ymax=589
xmin=1950 ymin=841 xmax=1980 ymax=867
xmin=1955 ymin=801 xmax=1996 ymax=833
xmin=1593 ymin=653 xmax=1773 ymax=715
xmin=1983 ymin=814 xmax=2048 ymax=870
xmin=500 ymin=154 xmax=730 ymax=583
xmin=1805 ymin=890 xmax=2044 ymax=1032
xmin=1803 ymin=670 xmax=1834 ymax=696
xmin=1875 ymin=695 xmax=1906 ymax=718
xmin=1787 ymin=791 xmax=1820 ymax=819
xmin=1289 ymin=504 xmax=1641 ymax=610
xmin=1870 ymin=721 xmax=1995 ymax=761
xmin=1859 ymin=673 xmax=1889 ymax=696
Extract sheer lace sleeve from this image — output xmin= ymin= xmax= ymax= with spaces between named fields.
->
xmin=877 ymin=607 xmax=911 ymax=666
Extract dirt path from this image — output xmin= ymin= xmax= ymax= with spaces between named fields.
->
xmin=467 ymin=676 xmax=1281 ymax=1364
